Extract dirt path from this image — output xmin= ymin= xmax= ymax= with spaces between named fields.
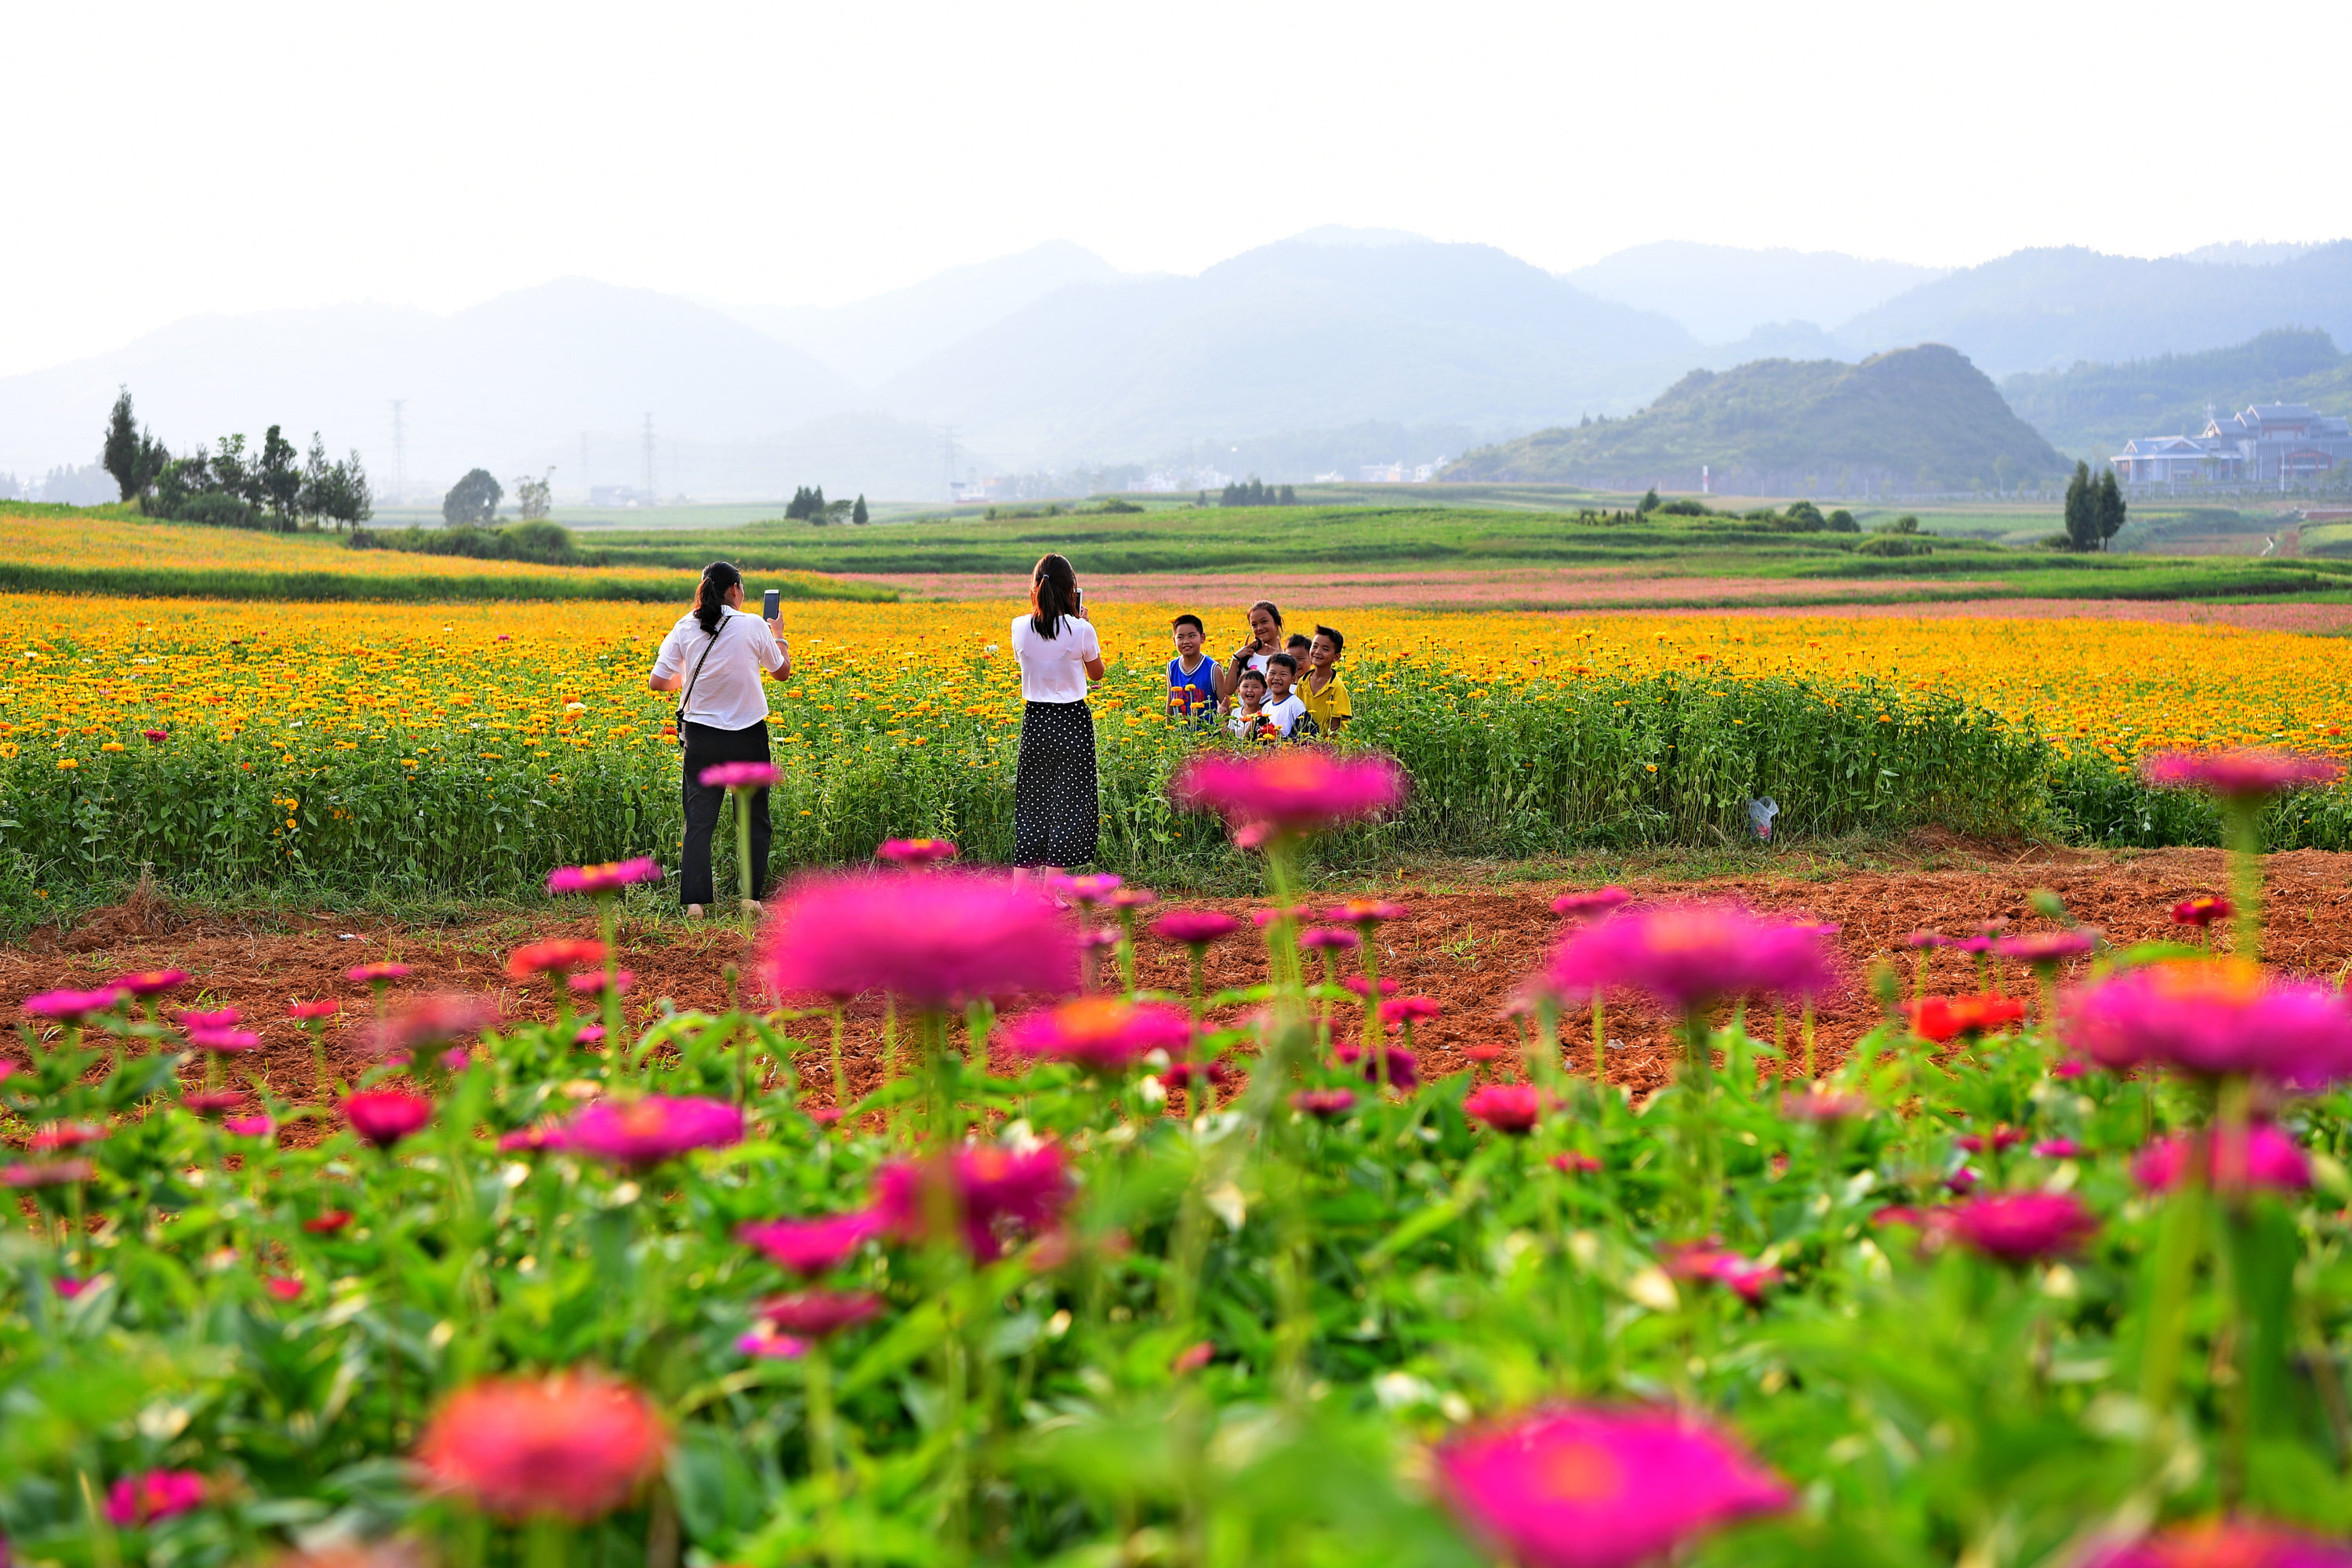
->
xmin=7 ymin=846 xmax=2348 ymax=1118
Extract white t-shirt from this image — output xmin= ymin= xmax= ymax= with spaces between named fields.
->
xmin=1259 ymin=694 xmax=1308 ymax=738
xmin=1009 ymin=613 xmax=1101 ymax=704
xmin=650 ymin=606 xmax=785 ymax=731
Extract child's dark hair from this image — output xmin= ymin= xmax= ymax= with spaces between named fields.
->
xmin=1030 ymin=553 xmax=1079 ymax=639
xmin=1268 ymin=652 xmax=1298 ymax=674
xmin=1238 ymin=666 xmax=1267 ymax=688
xmin=1285 ymin=633 xmax=1311 ymax=653
xmin=1249 ymin=600 xmax=1283 ymax=628
xmin=1172 ymin=612 xmax=1203 ymax=634
xmin=695 ymin=561 xmax=742 ymax=634
xmin=1314 ymin=624 xmax=1346 ymax=657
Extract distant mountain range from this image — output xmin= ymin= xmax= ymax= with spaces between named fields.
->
xmin=1446 ymin=345 xmax=2067 ymax=493
xmin=2002 ymin=328 xmax=2352 ymax=458
xmin=1 ymin=230 xmax=2346 ymax=501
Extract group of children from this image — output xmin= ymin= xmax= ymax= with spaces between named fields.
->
xmin=1164 ymin=601 xmax=1352 ymax=742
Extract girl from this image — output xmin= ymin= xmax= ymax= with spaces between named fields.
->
xmin=1009 ymin=554 xmax=1105 ymax=868
xmin=1219 ymin=601 xmax=1284 ymax=707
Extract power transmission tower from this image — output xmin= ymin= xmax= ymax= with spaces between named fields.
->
xmin=389 ymin=399 xmax=408 ymax=506
xmin=641 ymin=414 xmax=655 ymax=506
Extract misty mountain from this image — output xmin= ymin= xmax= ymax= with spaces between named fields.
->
xmin=876 ymin=232 xmax=1700 ymax=466
xmin=721 ymin=240 xmax=1124 ymax=385
xmin=2001 ymin=328 xmax=2352 ymax=457
xmin=1563 ymin=241 xmax=1948 ymax=344
xmin=1836 ymin=242 xmax=2352 ymax=376
xmin=1446 ymin=344 xmax=2067 ymax=493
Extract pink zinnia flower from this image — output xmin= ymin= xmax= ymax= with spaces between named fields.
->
xmin=143 ymin=728 xmax=169 ymax=743
xmin=1150 ymin=909 xmax=1244 ymax=946
xmin=1334 ymin=1042 xmax=1418 ymax=1091
xmin=499 ymin=1123 xmax=568 ymax=1153
xmin=1007 ymin=997 xmax=1191 ymax=1073
xmin=506 ymin=939 xmax=608 ymax=979
xmin=174 ymin=1007 xmax=241 ymax=1029
xmin=569 ymin=970 xmax=630 ymax=996
xmin=1108 ymin=887 xmax=1158 ymax=912
xmin=372 ymin=993 xmax=500 ymax=1054
xmin=873 ymin=1144 xmax=1070 ymax=1261
xmin=30 ymin=1122 xmax=107 ymax=1152
xmin=1252 ymin=904 xmax=1310 ymax=927
xmin=1955 ymin=1125 xmax=2027 ymax=1155
xmin=415 ymin=1373 xmax=669 ymax=1523
xmin=103 ymin=1469 xmax=207 ymax=1527
xmin=2064 ymin=959 xmax=2352 ymax=1086
xmin=346 ymin=962 xmax=412 ymax=985
xmin=341 ymin=1088 xmax=434 ymax=1149
xmin=1379 ymin=996 xmax=1443 ymax=1027
xmin=263 ymin=1276 xmax=303 ymax=1302
xmin=738 ymin=1210 xmax=884 ymax=1276
xmin=1900 ymin=930 xmax=1951 ymax=949
xmin=187 ymin=1027 xmax=260 ymax=1054
xmin=737 ymin=1327 xmax=808 ymax=1360
xmin=699 ymin=760 xmax=779 ymax=789
xmin=1944 ymin=1192 xmax=2098 ymax=1261
xmin=1663 ymin=1243 xmax=1784 ymax=1305
xmin=877 ymin=837 xmax=958 ymax=867
xmin=1292 ymin=1088 xmax=1358 ymax=1119
xmin=1435 ymin=1405 xmax=1791 ymax=1568
xmin=2033 ymin=1138 xmax=2082 ymax=1159
xmin=2134 ymin=1123 xmax=2312 ymax=1194
xmin=111 ymin=968 xmax=191 ymax=997
xmin=225 ymin=1116 xmax=277 ymax=1140
xmin=1328 ymin=898 xmax=1409 ymax=926
xmin=53 ymin=1275 xmax=93 ymax=1298
xmin=572 ymin=1024 xmax=608 ymax=1044
xmin=24 ymin=986 xmax=125 ymax=1023
xmin=1063 ymin=873 xmax=1123 ymax=905
xmin=1342 ymin=975 xmax=1400 ymax=999
xmin=2 ymin=1159 xmax=94 ymax=1188
xmin=756 ymin=1289 xmax=885 ymax=1338
xmin=287 ymin=998 xmax=340 ymax=1020
xmin=561 ymin=1095 xmax=742 ymax=1167
xmin=1298 ymin=926 xmax=1360 ymax=951
xmin=1544 ymin=903 xmax=1838 ymax=1013
xmin=1463 ymin=1083 xmax=1547 ymax=1134
xmin=2171 ymin=895 xmax=2233 ymax=928
xmin=546 ymin=857 xmax=664 ymax=896
xmin=1551 ymin=1152 xmax=1602 ymax=1174
xmin=2141 ymin=747 xmax=2345 ymax=799
xmin=2084 ymin=1521 xmax=2352 ymax=1568
xmin=1552 ymin=887 xmax=1632 ymax=920
xmin=1171 ymin=750 xmax=1407 ymax=839
xmin=303 ymin=1210 xmax=354 ymax=1235
xmin=1156 ymin=1059 xmax=1233 ymax=1091
xmin=1997 ymin=930 xmax=2099 ymax=967
xmin=762 ymin=871 xmax=1079 ymax=1010
xmin=1780 ymin=1087 xmax=1871 ymax=1123
xmin=180 ymin=1090 xmax=250 ymax=1116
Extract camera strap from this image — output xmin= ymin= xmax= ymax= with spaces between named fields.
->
xmin=674 ymin=621 xmax=723 ymax=746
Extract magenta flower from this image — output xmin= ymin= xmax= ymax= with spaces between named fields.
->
xmin=288 ymin=998 xmax=340 ymax=1020
xmin=180 ymin=1090 xmax=249 ymax=1117
xmin=1171 ymin=750 xmax=1407 ymax=839
xmin=1292 ymin=1088 xmax=1359 ymax=1119
xmin=1996 ymin=930 xmax=2099 ymax=967
xmin=546 ymin=857 xmax=663 ymax=896
xmin=143 ymin=728 xmax=169 ymax=743
xmin=1435 ymin=1405 xmax=1791 ymax=1568
xmin=1007 ymin=997 xmax=1192 ymax=1073
xmin=1552 ymin=887 xmax=1632 ymax=920
xmin=30 ymin=1123 xmax=107 ymax=1152
xmin=340 ymin=1088 xmax=434 ymax=1149
xmin=1544 ymin=903 xmax=1839 ymax=1013
xmin=738 ymin=1210 xmax=884 ymax=1276
xmin=103 ymin=1470 xmax=206 ymax=1527
xmin=755 ymin=1289 xmax=885 ymax=1338
xmin=1108 ymin=887 xmax=1158 ymax=912
xmin=1780 ymin=1087 xmax=1871 ymax=1123
xmin=761 ymin=871 xmax=1079 ymax=1010
xmin=370 ymin=993 xmax=500 ymax=1054
xmin=1156 ymin=1059 xmax=1233 ymax=1091
xmin=263 ymin=1276 xmax=303 ymax=1303
xmin=174 ymin=1007 xmax=241 ymax=1029
xmin=1944 ymin=1192 xmax=2099 ymax=1261
xmin=1463 ymin=1083 xmax=1547 ymax=1134
xmin=2063 ymin=960 xmax=2352 ymax=1086
xmin=1149 ymin=909 xmax=1243 ymax=946
xmin=561 ymin=1095 xmax=743 ymax=1167
xmin=1901 ymin=930 xmax=1951 ymax=949
xmin=1298 ymin=926 xmax=1361 ymax=952
xmin=2 ymin=1160 xmax=94 ymax=1188
xmin=2033 ymin=1138 xmax=2082 ymax=1158
xmin=699 ymin=760 xmax=779 ymax=789
xmin=111 ymin=969 xmax=191 ymax=997
xmin=1341 ymin=975 xmax=1400 ymax=1000
xmin=2141 ymin=747 xmax=2345 ymax=799
xmin=1663 ymin=1243 xmax=1784 ymax=1305
xmin=877 ymin=837 xmax=958 ymax=867
xmin=224 ymin=1116 xmax=278 ymax=1140
xmin=737 ymin=1327 xmax=808 ymax=1360
xmin=873 ymin=1144 xmax=1070 ymax=1261
xmin=1379 ymin=995 xmax=1443 ymax=1028
xmin=2133 ymin=1123 xmax=2312 ymax=1195
xmin=499 ymin=1124 xmax=568 ymax=1154
xmin=24 ymin=986 xmax=125 ymax=1023
xmin=1334 ymin=1042 xmax=1418 ymax=1091
xmin=2171 ymin=895 xmax=2233 ymax=928
xmin=186 ymin=1027 xmax=260 ymax=1054
xmin=1063 ymin=873 xmax=1123 ymax=905
xmin=570 ymin=970 xmax=631 ymax=996
xmin=2084 ymin=1522 xmax=2352 ymax=1568
xmin=345 ymin=962 xmax=413 ymax=985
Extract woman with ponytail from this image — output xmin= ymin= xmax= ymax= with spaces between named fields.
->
xmin=1008 ymin=553 xmax=1105 ymax=869
xmin=646 ymin=561 xmax=791 ymax=916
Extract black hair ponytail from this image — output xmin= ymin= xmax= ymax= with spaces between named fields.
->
xmin=1031 ymin=553 xmax=1077 ymax=640
xmin=695 ymin=561 xmax=742 ymax=634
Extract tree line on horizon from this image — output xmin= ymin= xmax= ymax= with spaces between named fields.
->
xmin=785 ymin=485 xmax=869 ymax=525
xmin=102 ymin=389 xmax=372 ymax=532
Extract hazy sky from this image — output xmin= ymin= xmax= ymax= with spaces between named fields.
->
xmin=5 ymin=0 xmax=2345 ymax=376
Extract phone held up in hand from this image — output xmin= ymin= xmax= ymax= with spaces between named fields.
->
xmin=762 ymin=588 xmax=780 ymax=619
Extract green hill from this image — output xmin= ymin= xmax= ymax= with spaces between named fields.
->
xmin=2001 ymin=328 xmax=2352 ymax=458
xmin=1446 ymin=344 xmax=2071 ymax=492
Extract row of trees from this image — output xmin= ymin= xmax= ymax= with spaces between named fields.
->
xmin=2062 ymin=461 xmax=2128 ymax=551
xmin=1218 ymin=477 xmax=1298 ymax=507
xmin=785 ymin=485 xmax=869 ymax=525
xmin=103 ymin=390 xmax=371 ymax=532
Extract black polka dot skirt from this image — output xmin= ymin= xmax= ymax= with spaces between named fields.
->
xmin=1014 ymin=699 xmax=1099 ymax=869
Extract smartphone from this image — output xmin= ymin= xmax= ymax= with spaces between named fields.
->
xmin=761 ymin=588 xmax=780 ymax=619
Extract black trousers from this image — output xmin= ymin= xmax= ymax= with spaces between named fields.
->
xmin=680 ymin=720 xmax=773 ymax=906
xmin=1013 ymin=700 xmax=1098 ymax=868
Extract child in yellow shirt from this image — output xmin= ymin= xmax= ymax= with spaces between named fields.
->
xmin=1299 ymin=624 xmax=1351 ymax=736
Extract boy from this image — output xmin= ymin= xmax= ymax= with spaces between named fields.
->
xmin=1285 ymin=633 xmax=1312 ymax=663
xmin=1299 ymin=624 xmax=1351 ymax=736
xmin=1226 ymin=666 xmax=1270 ymax=739
xmin=1258 ymin=652 xmax=1309 ymax=739
xmin=1167 ymin=613 xmax=1218 ymax=725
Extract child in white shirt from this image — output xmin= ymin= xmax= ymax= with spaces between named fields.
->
xmin=1257 ymin=652 xmax=1308 ymax=739
xmin=1227 ymin=667 xmax=1269 ymax=739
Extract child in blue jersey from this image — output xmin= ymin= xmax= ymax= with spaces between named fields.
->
xmin=1166 ymin=613 xmax=1219 ymax=726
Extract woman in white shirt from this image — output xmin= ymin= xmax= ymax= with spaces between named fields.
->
xmin=646 ymin=561 xmax=790 ymax=916
xmin=1008 ymin=553 xmax=1105 ymax=868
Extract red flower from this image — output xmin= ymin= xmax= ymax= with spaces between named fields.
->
xmin=1379 ymin=995 xmax=1443 ymax=1027
xmin=1436 ymin=1406 xmax=1790 ymax=1568
xmin=1780 ymin=1087 xmax=1871 ymax=1123
xmin=1156 ymin=1059 xmax=1233 ymax=1091
xmin=303 ymin=1210 xmax=354 ymax=1235
xmin=545 ymin=858 xmax=663 ymax=896
xmin=2170 ymin=895 xmax=2233 ymax=928
xmin=263 ymin=1276 xmax=303 ymax=1302
xmin=1171 ymin=1341 xmax=1214 ymax=1374
xmin=415 ymin=1373 xmax=669 ymax=1523
xmin=1907 ymin=993 xmax=2027 ymax=1044
xmin=755 ymin=1290 xmax=884 ymax=1338
xmin=103 ymin=1470 xmax=206 ymax=1526
xmin=287 ymin=998 xmax=340 ymax=1020
xmin=1149 ymin=909 xmax=1244 ymax=946
xmin=1334 ymin=1042 xmax=1418 ymax=1091
xmin=1463 ymin=1083 xmax=1547 ymax=1134
xmin=345 ymin=962 xmax=412 ymax=985
xmin=341 ymin=1088 xmax=434 ymax=1149
xmin=175 ymin=1007 xmax=240 ymax=1029
xmin=1550 ymin=1152 xmax=1602 ymax=1174
xmin=506 ymin=939 xmax=608 ymax=979
xmin=1944 ymin=1192 xmax=2098 ymax=1261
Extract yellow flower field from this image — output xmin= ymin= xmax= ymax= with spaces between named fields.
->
xmin=0 ymin=594 xmax=2340 ymax=765
xmin=0 ymin=511 xmax=643 ymax=583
